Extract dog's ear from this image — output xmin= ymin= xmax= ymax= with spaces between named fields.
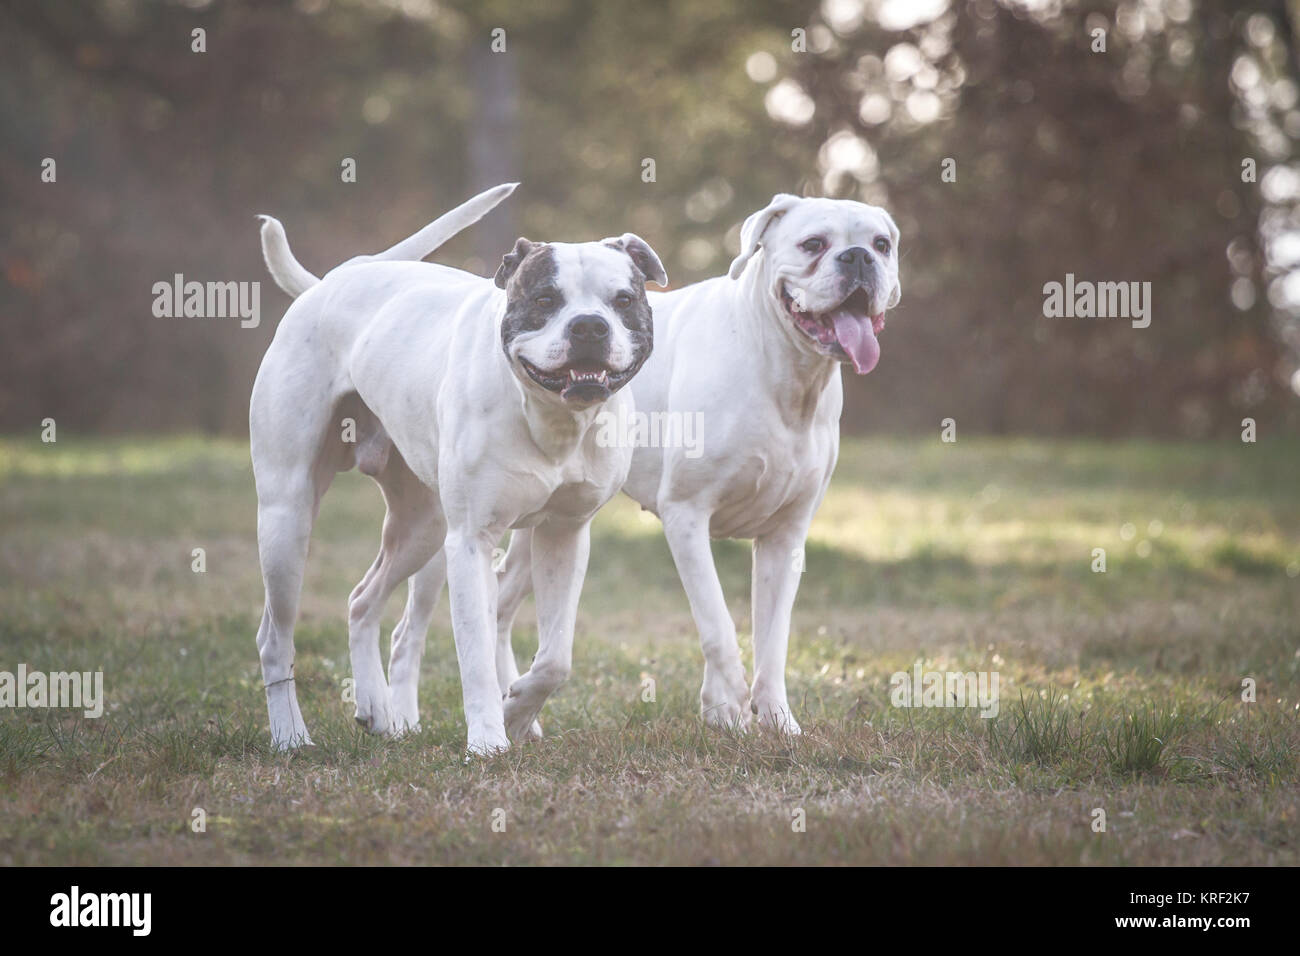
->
xmin=495 ymin=237 xmax=536 ymax=289
xmin=728 ymin=193 xmax=802 ymax=279
xmin=604 ymin=233 xmax=668 ymax=288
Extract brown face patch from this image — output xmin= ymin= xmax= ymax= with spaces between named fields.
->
xmin=494 ymin=237 xmax=536 ymax=289
xmin=612 ymin=268 xmax=653 ymax=351
xmin=500 ymin=244 xmax=562 ymax=360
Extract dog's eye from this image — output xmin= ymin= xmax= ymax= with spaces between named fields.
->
xmin=800 ymin=238 xmax=825 ymax=254
xmin=534 ymin=293 xmax=555 ymax=307
xmin=613 ymin=292 xmax=633 ymax=308
xmin=873 ymin=237 xmax=892 ymax=255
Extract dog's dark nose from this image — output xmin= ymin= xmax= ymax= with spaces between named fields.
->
xmin=568 ymin=313 xmax=610 ymax=342
xmin=836 ymin=247 xmax=876 ymax=285
xmin=836 ymin=246 xmax=871 ymax=268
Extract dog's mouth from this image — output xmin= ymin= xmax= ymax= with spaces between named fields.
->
xmin=781 ymin=283 xmax=886 ymax=375
xmin=519 ymin=357 xmax=639 ymax=402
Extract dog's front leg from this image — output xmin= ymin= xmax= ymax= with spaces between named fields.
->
xmin=502 ymin=519 xmax=590 ymax=742
xmin=495 ymin=529 xmax=543 ymax=740
xmin=661 ymin=507 xmax=751 ymax=729
xmin=444 ymin=527 xmax=510 ymax=755
xmin=750 ymin=523 xmax=812 ymax=734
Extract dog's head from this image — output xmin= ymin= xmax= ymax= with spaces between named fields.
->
xmin=729 ymin=194 xmax=901 ymax=375
xmin=496 ymin=235 xmax=666 ymax=407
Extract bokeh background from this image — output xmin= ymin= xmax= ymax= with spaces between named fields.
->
xmin=3 ymin=1 xmax=1300 ymax=868
xmin=3 ymin=0 xmax=1300 ymax=438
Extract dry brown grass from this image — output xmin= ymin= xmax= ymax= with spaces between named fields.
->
xmin=1 ymin=435 xmax=1296 ymax=864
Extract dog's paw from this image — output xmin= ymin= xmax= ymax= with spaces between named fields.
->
xmin=503 ymin=691 xmax=546 ymax=744
xmin=353 ymin=683 xmax=395 ymax=736
xmin=505 ymin=717 xmax=543 ymax=743
xmin=390 ymin=717 xmax=421 ymax=738
xmin=389 ymin=693 xmax=421 ymax=737
xmin=503 ymin=663 xmax=565 ymax=743
xmin=268 ymin=683 xmax=313 ymax=750
xmin=270 ymin=729 xmax=313 ymax=752
xmin=753 ymin=698 xmax=802 ymax=735
xmin=701 ymin=664 xmax=751 ymax=731
xmin=464 ymin=731 xmax=511 ymax=759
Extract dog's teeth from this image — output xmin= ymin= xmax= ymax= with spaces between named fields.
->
xmin=564 ymin=368 xmax=609 ymax=385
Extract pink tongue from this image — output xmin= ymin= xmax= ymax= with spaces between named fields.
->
xmin=830 ymin=310 xmax=881 ymax=375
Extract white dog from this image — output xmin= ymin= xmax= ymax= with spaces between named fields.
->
xmin=495 ymin=194 xmax=902 ymax=734
xmin=249 ymin=183 xmax=666 ymax=754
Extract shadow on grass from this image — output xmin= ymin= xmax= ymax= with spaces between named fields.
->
xmin=584 ymin=524 xmax=1289 ymax=614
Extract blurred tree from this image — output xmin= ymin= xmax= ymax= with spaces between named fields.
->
xmin=783 ymin=0 xmax=1294 ymax=435
xmin=0 ymin=0 xmax=1296 ymax=438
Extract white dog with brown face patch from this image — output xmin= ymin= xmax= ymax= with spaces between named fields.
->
xmin=249 ymin=183 xmax=666 ymax=755
xmin=494 ymin=194 xmax=901 ymax=734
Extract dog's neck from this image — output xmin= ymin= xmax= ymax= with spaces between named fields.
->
xmin=515 ymin=379 xmax=602 ymax=460
xmin=736 ymin=263 xmax=842 ymax=431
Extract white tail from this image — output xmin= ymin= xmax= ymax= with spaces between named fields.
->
xmin=257 ymin=215 xmax=320 ymax=297
xmin=257 ymin=182 xmax=519 ymax=298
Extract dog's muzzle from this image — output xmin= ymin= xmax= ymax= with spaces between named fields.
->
xmin=780 ymin=277 xmax=886 ymax=375
xmin=519 ymin=318 xmax=645 ymax=404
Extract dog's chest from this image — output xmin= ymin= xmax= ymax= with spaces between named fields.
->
xmin=509 ymin=447 xmax=626 ymax=528
xmin=509 ymin=479 xmax=607 ymax=528
xmin=707 ymin=422 xmax=838 ymax=539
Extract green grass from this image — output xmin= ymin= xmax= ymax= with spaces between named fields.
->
xmin=0 ymin=435 xmax=1297 ymax=864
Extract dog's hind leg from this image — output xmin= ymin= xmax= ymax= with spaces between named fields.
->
xmin=494 ymin=529 xmax=542 ymax=740
xmin=254 ymin=425 xmax=343 ymax=751
xmin=251 ymin=382 xmax=347 ymax=751
xmin=386 ymin=548 xmax=446 ymax=733
xmin=348 ymin=449 xmax=443 ymax=736
xmin=255 ymin=493 xmax=319 ymax=750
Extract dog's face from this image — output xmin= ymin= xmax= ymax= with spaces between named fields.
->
xmin=729 ymin=195 xmax=901 ymax=375
xmin=496 ymin=235 xmax=666 ymax=407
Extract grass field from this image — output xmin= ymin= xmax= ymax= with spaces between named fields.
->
xmin=0 ymin=435 xmax=1297 ymax=865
